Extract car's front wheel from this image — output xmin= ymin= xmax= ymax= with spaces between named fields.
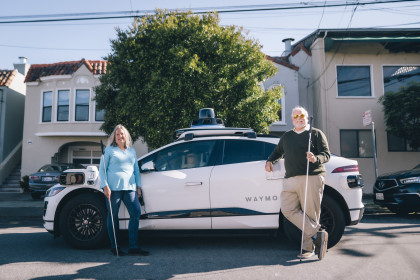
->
xmin=59 ymin=193 xmax=108 ymax=249
xmin=282 ymin=194 xmax=346 ymax=248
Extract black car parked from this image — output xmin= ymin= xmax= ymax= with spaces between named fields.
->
xmin=29 ymin=163 xmax=85 ymax=199
xmin=373 ymin=164 xmax=420 ymax=215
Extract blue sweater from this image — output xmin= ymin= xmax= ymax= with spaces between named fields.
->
xmin=99 ymin=146 xmax=141 ymax=191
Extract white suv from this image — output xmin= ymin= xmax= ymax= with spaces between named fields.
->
xmin=43 ymin=121 xmax=364 ymax=249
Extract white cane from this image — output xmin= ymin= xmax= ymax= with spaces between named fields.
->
xmin=299 ymin=116 xmax=313 ymax=262
xmin=101 ymin=141 xmax=119 ymax=257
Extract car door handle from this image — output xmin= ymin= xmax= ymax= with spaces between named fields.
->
xmin=185 ymin=182 xmax=203 ymax=186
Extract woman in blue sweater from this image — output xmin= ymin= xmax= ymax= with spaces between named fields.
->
xmin=99 ymin=124 xmax=149 ymax=256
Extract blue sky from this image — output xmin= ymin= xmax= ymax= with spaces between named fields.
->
xmin=1 ymin=0 xmax=419 ymax=69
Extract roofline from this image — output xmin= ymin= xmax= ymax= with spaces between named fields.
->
xmin=293 ymin=28 xmax=420 ymax=50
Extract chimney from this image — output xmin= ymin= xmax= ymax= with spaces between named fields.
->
xmin=282 ymin=38 xmax=295 ymax=56
xmin=13 ymin=57 xmax=30 ymax=76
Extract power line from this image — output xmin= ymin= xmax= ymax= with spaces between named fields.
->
xmin=0 ymin=0 xmax=419 ymax=24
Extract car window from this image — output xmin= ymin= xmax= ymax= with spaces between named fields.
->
xmin=38 ymin=165 xmax=59 ymax=172
xmin=154 ymin=141 xmax=217 ymax=171
xmin=222 ymin=140 xmax=276 ymax=165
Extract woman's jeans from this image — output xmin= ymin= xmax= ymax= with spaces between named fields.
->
xmin=105 ymin=190 xmax=141 ymax=249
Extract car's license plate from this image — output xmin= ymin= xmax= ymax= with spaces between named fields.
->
xmin=376 ymin=193 xmax=384 ymax=200
xmin=42 ymin=177 xmax=53 ymax=182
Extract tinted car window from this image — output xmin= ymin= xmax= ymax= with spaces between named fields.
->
xmin=149 ymin=141 xmax=217 ymax=172
xmin=222 ymin=140 xmax=276 ymax=165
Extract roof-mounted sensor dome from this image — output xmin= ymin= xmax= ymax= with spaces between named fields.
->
xmin=191 ymin=108 xmax=224 ymax=128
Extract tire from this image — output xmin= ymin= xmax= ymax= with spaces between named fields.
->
xmin=282 ymin=194 xmax=346 ymax=248
xmin=59 ymin=193 xmax=108 ymax=249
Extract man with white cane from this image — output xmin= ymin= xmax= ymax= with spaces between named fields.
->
xmin=265 ymin=106 xmax=330 ymax=260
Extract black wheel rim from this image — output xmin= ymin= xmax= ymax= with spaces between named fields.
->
xmin=320 ymin=204 xmax=334 ymax=234
xmin=67 ymin=203 xmax=104 ymax=241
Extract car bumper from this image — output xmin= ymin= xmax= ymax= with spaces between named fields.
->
xmin=374 ymin=184 xmax=420 ymax=211
xmin=29 ymin=183 xmax=57 ymax=193
xmin=349 ymin=206 xmax=364 ymax=225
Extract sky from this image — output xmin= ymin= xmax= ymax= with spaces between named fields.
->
xmin=1 ymin=0 xmax=420 ymax=70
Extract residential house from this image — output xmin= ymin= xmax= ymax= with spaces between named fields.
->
xmin=21 ymin=59 xmax=148 ymax=177
xmin=0 ymin=57 xmax=29 ymax=186
xmin=264 ymin=38 xmax=314 ymax=136
xmin=270 ymin=29 xmax=420 ymax=193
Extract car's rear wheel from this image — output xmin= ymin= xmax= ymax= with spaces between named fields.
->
xmin=59 ymin=193 xmax=108 ymax=249
xmin=282 ymin=194 xmax=346 ymax=248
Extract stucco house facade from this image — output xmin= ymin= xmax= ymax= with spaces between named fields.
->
xmin=21 ymin=59 xmax=148 ymax=177
xmin=271 ymin=29 xmax=420 ymax=193
xmin=0 ymin=57 xmax=29 ymax=186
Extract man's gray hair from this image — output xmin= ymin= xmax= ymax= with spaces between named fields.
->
xmin=291 ymin=106 xmax=309 ymax=118
xmin=107 ymin=124 xmax=133 ymax=148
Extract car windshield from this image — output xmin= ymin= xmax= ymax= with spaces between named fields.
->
xmin=38 ymin=165 xmax=60 ymax=172
xmin=414 ymin=163 xmax=420 ymax=169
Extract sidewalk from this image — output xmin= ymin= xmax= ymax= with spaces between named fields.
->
xmin=0 ymin=192 xmax=44 ymax=218
xmin=0 ymin=192 xmax=389 ymax=218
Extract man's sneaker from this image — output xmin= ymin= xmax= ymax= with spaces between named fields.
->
xmin=297 ymin=250 xmax=315 ymax=259
xmin=314 ymin=230 xmax=328 ymax=260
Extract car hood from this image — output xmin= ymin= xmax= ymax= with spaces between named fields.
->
xmin=378 ymin=168 xmax=420 ymax=179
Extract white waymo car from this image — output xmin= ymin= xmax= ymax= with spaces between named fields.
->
xmin=43 ymin=110 xmax=364 ymax=249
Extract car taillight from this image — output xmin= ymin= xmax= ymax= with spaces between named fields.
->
xmin=332 ymin=165 xmax=359 ymax=173
xmin=29 ymin=175 xmax=40 ymax=180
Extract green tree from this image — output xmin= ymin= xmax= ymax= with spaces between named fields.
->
xmin=379 ymin=81 xmax=420 ymax=149
xmin=95 ymin=10 xmax=281 ymax=149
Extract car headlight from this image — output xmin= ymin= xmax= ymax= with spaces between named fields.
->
xmin=400 ymin=177 xmax=420 ymax=184
xmin=46 ymin=186 xmax=65 ymax=197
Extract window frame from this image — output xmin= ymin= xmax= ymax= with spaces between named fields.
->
xmin=74 ymin=89 xmax=91 ymax=122
xmin=382 ymin=64 xmax=420 ymax=95
xmin=387 ymin=132 xmax=420 ymax=152
xmin=41 ymin=91 xmax=53 ymax=123
xmin=336 ymin=65 xmax=374 ymax=98
xmin=340 ymin=129 xmax=375 ymax=158
xmin=56 ymin=89 xmax=70 ymax=122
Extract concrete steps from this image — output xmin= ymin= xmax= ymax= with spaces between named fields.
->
xmin=0 ymin=164 xmax=22 ymax=193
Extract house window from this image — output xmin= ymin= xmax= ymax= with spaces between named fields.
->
xmin=57 ymin=90 xmax=70 ymax=121
xmin=269 ymin=84 xmax=284 ymax=123
xmin=95 ymin=103 xmax=105 ymax=121
xmin=75 ymin=89 xmax=90 ymax=121
xmin=383 ymin=66 xmax=420 ymax=94
xmin=337 ymin=66 xmax=372 ymax=97
xmin=42 ymin=91 xmax=52 ymax=122
xmin=340 ymin=130 xmax=374 ymax=158
xmin=387 ymin=132 xmax=419 ymax=152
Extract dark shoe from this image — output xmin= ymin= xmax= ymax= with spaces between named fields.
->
xmin=128 ymin=248 xmax=150 ymax=256
xmin=314 ymin=230 xmax=328 ymax=260
xmin=111 ymin=248 xmax=126 ymax=256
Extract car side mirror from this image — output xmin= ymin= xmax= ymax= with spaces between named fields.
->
xmin=60 ymin=172 xmax=85 ymax=185
xmin=141 ymin=161 xmax=155 ymax=173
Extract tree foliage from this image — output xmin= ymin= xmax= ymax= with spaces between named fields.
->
xmin=95 ymin=10 xmax=281 ymax=149
xmin=379 ymin=81 xmax=420 ymax=149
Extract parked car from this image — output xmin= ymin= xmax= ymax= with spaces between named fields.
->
xmin=42 ymin=109 xmax=364 ymax=249
xmin=373 ymin=163 xmax=420 ymax=215
xmin=29 ymin=163 xmax=85 ymax=199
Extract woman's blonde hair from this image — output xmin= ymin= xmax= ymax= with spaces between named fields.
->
xmin=107 ymin=124 xmax=133 ymax=148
